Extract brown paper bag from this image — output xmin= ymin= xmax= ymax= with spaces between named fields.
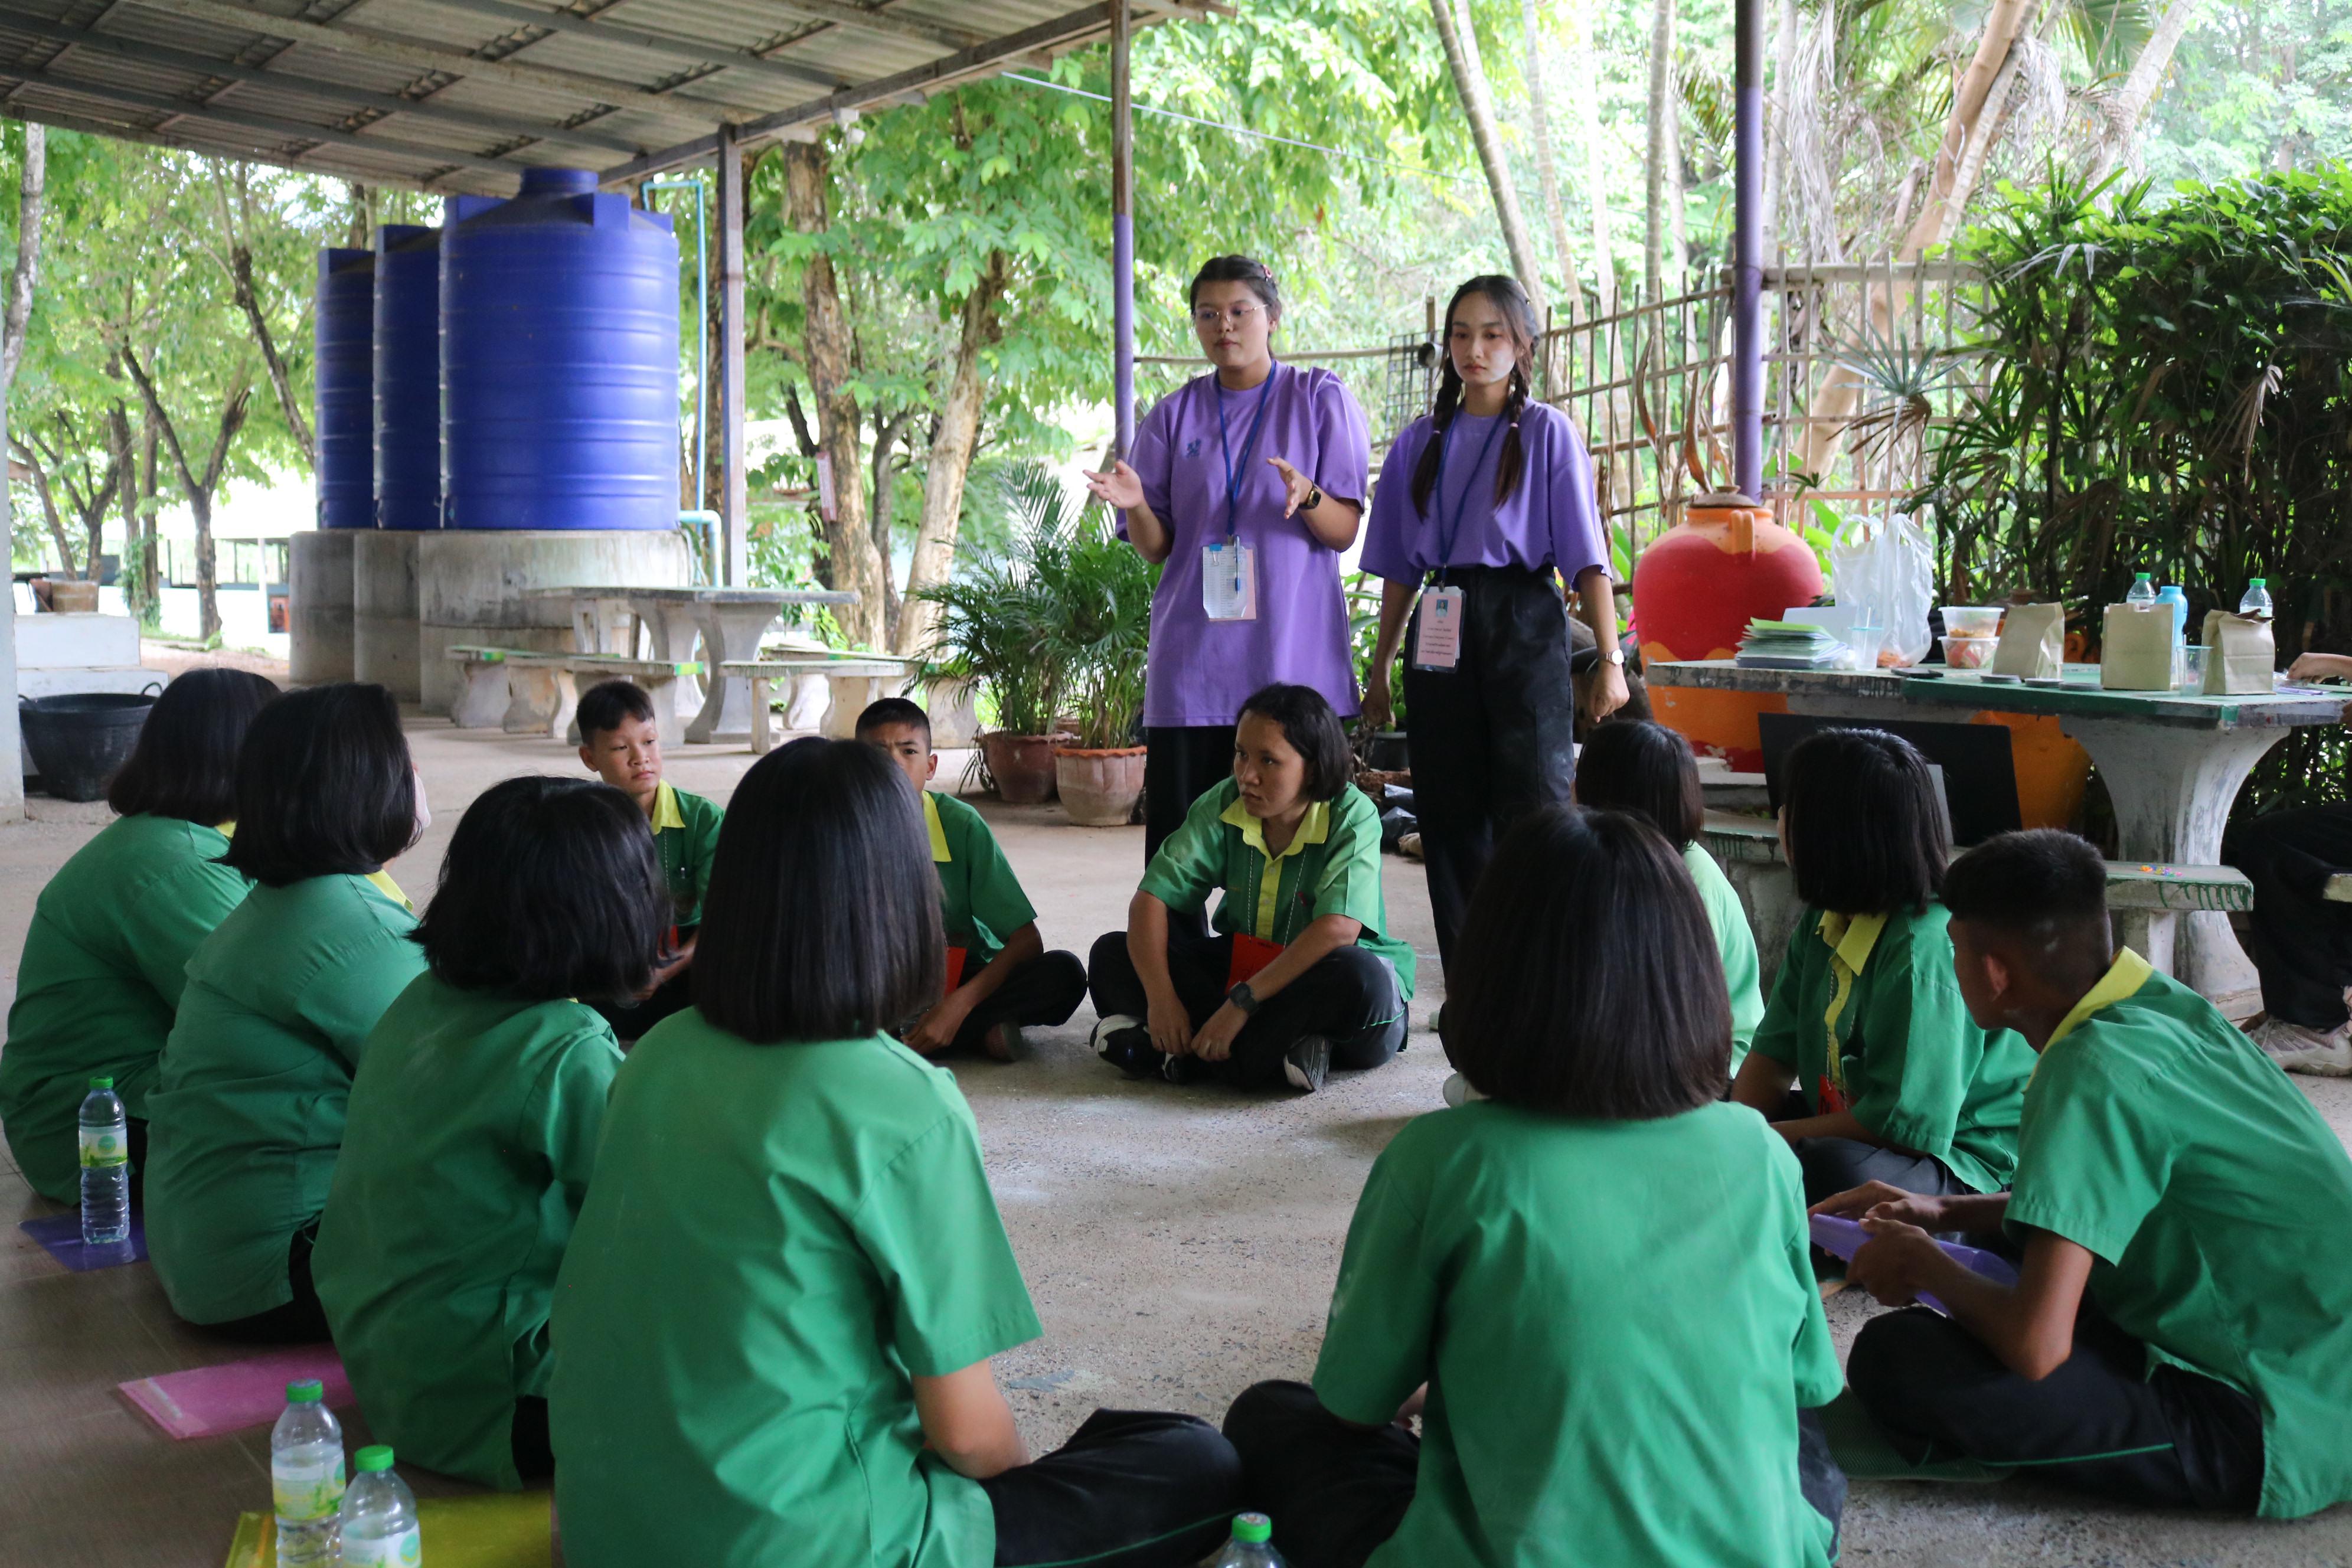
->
xmin=1991 ymin=602 xmax=2065 ymax=678
xmin=2101 ymin=603 xmax=2177 ymax=691
xmin=2200 ymin=611 xmax=2276 ymax=695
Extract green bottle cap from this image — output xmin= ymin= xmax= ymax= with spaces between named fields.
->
xmin=1231 ymin=1513 xmax=1272 ymax=1544
xmin=355 ymin=1445 xmax=395 ymax=1473
xmin=2250 ymin=577 xmax=2266 ymax=587
xmin=89 ymin=1076 xmax=113 ymax=1090
xmin=2133 ymin=571 xmax=2151 ymax=580
xmin=285 ymin=1380 xmax=324 ymax=1403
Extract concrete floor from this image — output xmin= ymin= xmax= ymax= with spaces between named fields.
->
xmin=5 ymin=709 xmax=2351 ymax=1565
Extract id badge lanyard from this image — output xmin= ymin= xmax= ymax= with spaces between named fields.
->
xmin=1413 ymin=415 xmax=1505 ymax=670
xmin=1203 ymin=370 xmax=1276 ymax=622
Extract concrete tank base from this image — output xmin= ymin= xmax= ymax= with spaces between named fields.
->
xmin=354 ymin=531 xmax=424 ymax=702
xmin=417 ymin=530 xmax=692 ymax=715
xmin=289 ymin=530 xmax=358 ymax=685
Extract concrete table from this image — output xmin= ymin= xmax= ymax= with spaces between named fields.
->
xmin=1648 ymin=660 xmax=2350 ymax=1011
xmin=528 ymin=585 xmax=860 ymax=743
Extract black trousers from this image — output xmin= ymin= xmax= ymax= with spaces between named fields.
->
xmin=202 ymin=1220 xmax=330 ymax=1344
xmin=1145 ymin=726 xmax=1239 ymax=941
xmin=1401 ymin=567 xmax=1578 ymax=976
xmin=1222 ymin=1380 xmax=1844 ymax=1568
xmin=982 ymin=1407 xmax=1244 ymax=1568
xmin=513 ymin=1394 xmax=554 ymax=1483
xmin=942 ymin=950 xmax=1090 ymax=1053
xmin=1794 ymin=1138 xmax=1968 ymax=1210
xmin=1847 ymin=1304 xmax=2265 ymax=1511
xmin=2222 ymin=803 xmax=2352 ymax=1029
xmin=1087 ymin=930 xmax=1406 ymax=1088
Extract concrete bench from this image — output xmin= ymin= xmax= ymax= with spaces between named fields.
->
xmin=723 ymin=656 xmax=924 ymax=753
xmin=502 ymin=653 xmax=702 ymax=747
xmin=443 ymin=645 xmax=532 ymax=731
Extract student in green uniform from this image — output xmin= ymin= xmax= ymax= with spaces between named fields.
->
xmin=574 ymin=678 xmax=723 ymax=1040
xmin=2 ymin=668 xmax=277 ymax=1203
xmin=1730 ymin=727 xmax=2033 ymax=1206
xmin=315 ymin=776 xmax=666 ymax=1489
xmin=143 ymin=683 xmax=427 ymax=1341
xmin=855 ymin=698 xmax=1086 ymax=1060
xmin=1086 ymin=682 xmax=1413 ymax=1093
xmin=1223 ymin=805 xmax=1845 ymax=1568
xmin=1828 ymin=828 xmax=2352 ymax=1517
xmin=550 ymin=737 xmax=1242 ymax=1568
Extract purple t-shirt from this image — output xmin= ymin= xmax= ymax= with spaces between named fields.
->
xmin=1126 ymin=362 xmax=1371 ymax=728
xmin=1361 ymin=403 xmax=1608 ymax=586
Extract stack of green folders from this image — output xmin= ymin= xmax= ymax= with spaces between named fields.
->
xmin=1733 ymin=619 xmax=1850 ymax=671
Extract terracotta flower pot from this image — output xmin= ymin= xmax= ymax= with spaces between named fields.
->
xmin=981 ymin=731 xmax=1066 ymax=805
xmin=1055 ymin=746 xmax=1147 ymax=827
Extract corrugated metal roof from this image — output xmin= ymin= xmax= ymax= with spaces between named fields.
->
xmin=0 ymin=0 xmax=1210 ymax=191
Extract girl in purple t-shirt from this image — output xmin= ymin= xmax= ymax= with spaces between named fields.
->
xmin=1084 ymin=256 xmax=1373 ymax=871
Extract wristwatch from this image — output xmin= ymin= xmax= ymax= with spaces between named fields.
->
xmin=1226 ymin=982 xmax=1261 ymax=1015
xmin=1598 ymin=647 xmax=1626 ymax=667
xmin=1302 ymin=484 xmax=1324 ymax=511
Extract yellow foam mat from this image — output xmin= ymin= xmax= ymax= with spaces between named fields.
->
xmin=224 ymin=1492 xmax=555 ymax=1568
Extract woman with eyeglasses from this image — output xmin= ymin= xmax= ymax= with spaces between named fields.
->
xmin=1083 ymin=255 xmax=1373 ymax=877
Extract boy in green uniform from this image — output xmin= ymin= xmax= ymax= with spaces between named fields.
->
xmin=855 ymin=698 xmax=1086 ymax=1060
xmin=576 ymin=679 xmax=723 ymax=1039
xmin=1830 ymin=828 xmax=2352 ymax=1517
xmin=1086 ymin=684 xmax=1413 ymax=1093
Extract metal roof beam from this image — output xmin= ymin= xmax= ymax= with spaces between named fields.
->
xmin=757 ymin=0 xmax=989 ymax=51
xmin=419 ymin=0 xmax=845 ymax=92
xmin=0 ymin=94 xmax=449 ymax=189
xmin=0 ymin=6 xmax=646 ymax=155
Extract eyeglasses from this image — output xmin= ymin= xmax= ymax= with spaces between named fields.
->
xmin=1193 ymin=304 xmax=1264 ymax=328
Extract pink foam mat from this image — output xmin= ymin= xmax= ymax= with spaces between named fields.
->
xmin=118 ymin=1344 xmax=351 ymax=1439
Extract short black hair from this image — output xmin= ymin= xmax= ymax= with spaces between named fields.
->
xmin=854 ymin=697 xmax=931 ymax=746
xmin=1237 ymin=682 xmax=1350 ymax=802
xmin=1188 ymin=254 xmax=1282 ymax=320
xmin=1783 ymin=727 xmax=1946 ymax=915
xmin=1942 ymin=828 xmax=2113 ymax=988
xmin=413 ymin=776 xmax=668 ymax=1004
xmin=1575 ymin=720 xmax=1704 ymax=850
xmin=107 ymin=667 xmax=280 ymax=824
xmin=220 ymin=683 xmax=416 ymax=887
xmin=1446 ymin=805 xmax=1729 ymax=1115
xmin=576 ymin=679 xmax=656 ymax=743
xmin=692 ymin=737 xmax=942 ymax=1043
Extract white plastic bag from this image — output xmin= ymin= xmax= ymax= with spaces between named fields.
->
xmin=1827 ymin=511 xmax=1935 ymax=667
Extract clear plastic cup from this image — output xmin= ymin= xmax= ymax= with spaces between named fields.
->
xmin=1941 ymin=634 xmax=1999 ymax=669
xmin=1939 ymin=606 xmax=2005 ymax=638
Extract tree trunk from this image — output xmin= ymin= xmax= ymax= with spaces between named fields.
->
xmin=2092 ymin=0 xmax=2203 ymax=177
xmin=215 ymin=169 xmax=315 ymax=467
xmin=1901 ymin=0 xmax=2036 ymax=260
xmin=783 ymin=140 xmax=886 ymax=648
xmin=1948 ymin=1 xmax=2043 ymax=220
xmin=1644 ymin=0 xmax=1682 ymax=292
xmin=1518 ymin=0 xmax=1582 ymax=317
xmin=1765 ymin=0 xmax=1799 ymax=260
xmin=128 ymin=413 xmax=159 ymax=621
xmin=12 ymin=442 xmax=77 ymax=574
xmin=2 ymin=122 xmax=43 ymax=393
xmin=899 ymin=249 xmax=1010 ymax=657
xmin=120 ymin=345 xmax=251 ymax=642
xmin=190 ymin=488 xmax=220 ymax=641
xmin=1429 ymin=0 xmax=1549 ymax=316
xmin=868 ymin=408 xmax=914 ymax=647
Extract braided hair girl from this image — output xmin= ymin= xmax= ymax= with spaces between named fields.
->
xmin=1409 ymin=275 xmax=1541 ymax=516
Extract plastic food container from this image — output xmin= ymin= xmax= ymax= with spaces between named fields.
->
xmin=1940 ymin=606 xmax=2005 ymax=638
xmin=1941 ymin=634 xmax=1999 ymax=669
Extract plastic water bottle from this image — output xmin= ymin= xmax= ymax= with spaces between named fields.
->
xmin=339 ymin=1445 xmax=422 ymax=1567
xmin=2156 ymin=584 xmax=2188 ymax=645
xmin=1201 ymin=1513 xmax=1286 ymax=1567
xmin=77 ymin=1076 xmax=129 ymax=1246
xmin=271 ymin=1380 xmax=347 ymax=1567
xmin=2239 ymin=579 xmax=2274 ymax=620
xmin=2125 ymin=572 xmax=2157 ymax=607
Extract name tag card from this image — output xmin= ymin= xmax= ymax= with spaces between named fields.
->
xmin=1413 ymin=586 xmax=1464 ymax=669
xmin=1203 ymin=541 xmax=1258 ymax=622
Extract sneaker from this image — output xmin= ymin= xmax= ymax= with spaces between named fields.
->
xmin=982 ymin=1021 xmax=1023 ymax=1063
xmin=2245 ymin=1017 xmax=2352 ymax=1077
xmin=1090 ymin=1015 xmax=1156 ymax=1079
xmin=1160 ymin=1050 xmax=1203 ymax=1086
xmin=1284 ymin=1034 xmax=1332 ymax=1093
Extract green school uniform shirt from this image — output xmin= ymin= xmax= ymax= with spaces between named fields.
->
xmin=313 ymin=975 xmax=622 ymax=1491
xmin=1315 ymin=1101 xmax=1841 ymax=1568
xmin=143 ymin=875 xmax=426 ymax=1325
xmin=549 ymin=1009 xmax=1042 ymax=1568
xmin=1139 ymin=778 xmax=1416 ymax=999
xmin=650 ymin=780 xmax=724 ymax=928
xmin=2008 ymin=949 xmax=2352 ymax=1520
xmin=1 ymin=815 xmax=249 ymax=1203
xmin=1749 ymin=903 xmax=2032 ymax=1193
xmin=923 ymin=790 xmax=1035 ymax=963
xmin=1683 ymin=842 xmax=1765 ymax=1068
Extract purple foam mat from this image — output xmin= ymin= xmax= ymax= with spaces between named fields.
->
xmin=19 ymin=1210 xmax=148 ymax=1272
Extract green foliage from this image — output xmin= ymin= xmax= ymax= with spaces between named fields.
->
xmin=1035 ymin=512 xmax=1159 ymax=749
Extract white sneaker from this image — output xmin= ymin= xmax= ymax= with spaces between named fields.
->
xmin=2246 ymin=1017 xmax=2352 ymax=1077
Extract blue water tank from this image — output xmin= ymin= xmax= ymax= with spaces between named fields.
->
xmin=314 ymin=248 xmax=374 ymax=529
xmin=373 ymin=223 xmax=442 ymax=531
xmin=440 ymin=168 xmax=680 ymax=531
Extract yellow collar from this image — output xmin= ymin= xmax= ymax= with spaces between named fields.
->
xmin=1221 ymin=794 xmax=1331 ymax=860
xmin=1818 ymin=910 xmax=1889 ymax=974
xmin=650 ymin=780 xmax=685 ymax=833
xmin=213 ymin=821 xmax=410 ymax=911
xmin=2045 ymin=947 xmax=2156 ymax=1051
xmin=921 ymin=790 xmax=951 ymax=863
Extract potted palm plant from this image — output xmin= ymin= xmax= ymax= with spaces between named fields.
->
xmin=1039 ymin=515 xmax=1158 ymax=827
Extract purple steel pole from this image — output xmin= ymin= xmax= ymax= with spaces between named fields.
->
xmin=1112 ymin=2 xmax=1136 ymax=459
xmin=1732 ymin=0 xmax=1764 ymax=500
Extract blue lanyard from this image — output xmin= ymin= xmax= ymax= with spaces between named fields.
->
xmin=1213 ymin=367 xmax=1278 ymax=542
xmin=1430 ymin=413 xmax=1505 ymax=582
